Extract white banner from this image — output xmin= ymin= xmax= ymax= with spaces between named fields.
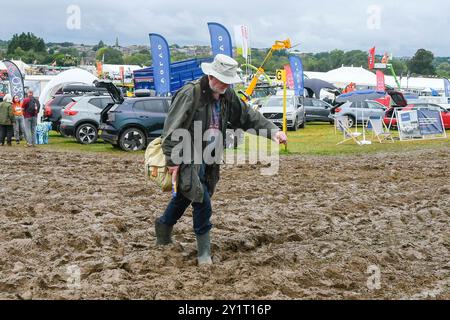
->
xmin=234 ymin=25 xmax=250 ymax=59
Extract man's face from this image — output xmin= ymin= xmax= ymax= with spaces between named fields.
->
xmin=28 ymin=91 xmax=33 ymax=97
xmin=208 ymin=76 xmax=229 ymax=95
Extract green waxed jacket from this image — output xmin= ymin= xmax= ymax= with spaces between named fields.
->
xmin=161 ymin=76 xmax=279 ymax=203
xmin=0 ymin=101 xmax=15 ymax=125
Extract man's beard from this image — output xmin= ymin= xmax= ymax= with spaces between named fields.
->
xmin=210 ymin=83 xmax=227 ymax=95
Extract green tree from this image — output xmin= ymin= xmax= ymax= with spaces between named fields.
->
xmin=329 ymin=49 xmax=344 ymax=69
xmin=123 ymin=52 xmax=150 ymax=66
xmin=7 ymin=32 xmax=46 ymax=54
xmin=301 ymin=54 xmax=319 ymax=71
xmin=407 ymin=49 xmax=435 ymax=75
xmin=58 ymin=47 xmax=80 ymax=57
xmin=436 ymin=62 xmax=450 ymax=78
xmin=53 ymin=53 xmax=78 ymax=66
xmin=316 ymin=57 xmax=331 ymax=72
xmin=390 ymin=58 xmax=408 ymax=75
xmin=93 ymin=40 xmax=106 ymax=52
xmin=342 ymin=50 xmax=368 ymax=67
xmin=96 ymin=47 xmax=123 ymax=64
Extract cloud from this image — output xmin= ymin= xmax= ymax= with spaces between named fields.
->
xmin=0 ymin=0 xmax=449 ymax=56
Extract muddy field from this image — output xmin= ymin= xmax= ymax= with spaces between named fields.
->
xmin=0 ymin=145 xmax=449 ymax=300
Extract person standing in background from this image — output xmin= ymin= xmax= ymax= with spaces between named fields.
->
xmin=22 ymin=90 xmax=40 ymax=147
xmin=0 ymin=94 xmax=15 ymax=146
xmin=12 ymin=95 xmax=25 ymax=144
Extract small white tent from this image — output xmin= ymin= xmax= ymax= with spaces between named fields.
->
xmin=38 ymin=68 xmax=98 ymax=122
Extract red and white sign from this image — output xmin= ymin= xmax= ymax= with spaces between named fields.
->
xmin=368 ymin=47 xmax=376 ymax=70
xmin=284 ymin=64 xmax=294 ymax=89
xmin=376 ymin=70 xmax=385 ymax=91
xmin=119 ymin=66 xmax=125 ymax=81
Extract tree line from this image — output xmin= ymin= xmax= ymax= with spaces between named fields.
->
xmin=1 ymin=32 xmax=449 ymax=78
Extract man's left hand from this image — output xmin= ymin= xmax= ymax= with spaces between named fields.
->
xmin=273 ymin=131 xmax=287 ymax=145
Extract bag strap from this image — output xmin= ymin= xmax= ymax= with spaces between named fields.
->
xmin=184 ymin=80 xmax=202 ymax=129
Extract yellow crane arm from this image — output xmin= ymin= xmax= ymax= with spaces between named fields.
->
xmin=241 ymin=39 xmax=291 ymax=102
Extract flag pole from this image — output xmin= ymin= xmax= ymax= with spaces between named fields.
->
xmin=282 ymin=70 xmax=288 ymax=152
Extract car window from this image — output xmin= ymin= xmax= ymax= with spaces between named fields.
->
xmin=89 ymin=98 xmax=104 ymax=109
xmin=351 ymin=101 xmax=367 ymax=109
xmin=134 ymin=99 xmax=166 ymax=113
xmin=367 ymin=101 xmax=385 ymax=110
xmin=60 ymin=96 xmax=74 ymax=106
xmin=390 ymin=93 xmax=406 ymax=106
xmin=312 ymin=100 xmax=324 ymax=108
xmin=424 ymin=105 xmax=441 ymax=112
xmin=266 ymin=97 xmax=294 ymax=108
xmin=303 ymin=99 xmax=313 ymax=106
xmin=101 ymin=98 xmax=114 ymax=108
xmin=322 ymin=101 xmax=332 ymax=108
xmin=426 ymin=104 xmax=446 ymax=112
xmin=350 ymin=101 xmax=362 ymax=109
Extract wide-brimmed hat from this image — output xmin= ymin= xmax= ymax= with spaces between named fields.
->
xmin=201 ymin=54 xmax=242 ymax=84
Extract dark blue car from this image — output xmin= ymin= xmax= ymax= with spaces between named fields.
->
xmin=96 ymin=81 xmax=171 ymax=151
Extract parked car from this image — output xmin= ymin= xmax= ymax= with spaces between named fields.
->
xmin=383 ymin=103 xmax=450 ymax=129
xmin=59 ymin=95 xmax=114 ymax=144
xmin=43 ymin=85 xmax=107 ymax=132
xmin=331 ymin=100 xmax=387 ymax=127
xmin=302 ymin=97 xmax=334 ymax=123
xmin=259 ymin=95 xmax=306 ymax=131
xmin=96 ymin=81 xmax=171 ymax=151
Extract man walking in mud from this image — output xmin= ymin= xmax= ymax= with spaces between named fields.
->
xmin=155 ymin=54 xmax=287 ymax=265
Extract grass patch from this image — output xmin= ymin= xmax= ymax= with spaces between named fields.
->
xmin=281 ymin=122 xmax=450 ymax=156
xmin=39 ymin=131 xmax=128 ymax=154
xmin=39 ymin=124 xmax=450 ymax=157
xmin=237 ymin=122 xmax=450 ymax=156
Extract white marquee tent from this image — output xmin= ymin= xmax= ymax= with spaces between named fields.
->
xmin=38 ymin=68 xmax=98 ymax=122
xmin=305 ymin=66 xmax=446 ymax=92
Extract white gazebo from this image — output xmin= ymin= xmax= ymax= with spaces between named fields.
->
xmin=38 ymin=68 xmax=98 ymax=122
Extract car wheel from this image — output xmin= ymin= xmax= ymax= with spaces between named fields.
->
xmin=347 ymin=115 xmax=356 ymax=128
xmin=76 ymin=123 xmax=98 ymax=144
xmin=299 ymin=115 xmax=306 ymax=128
xmin=293 ymin=119 xmax=299 ymax=131
xmin=119 ymin=128 xmax=146 ymax=151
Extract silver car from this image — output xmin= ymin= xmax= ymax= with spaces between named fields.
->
xmin=259 ymin=95 xmax=306 ymax=131
xmin=331 ymin=100 xmax=386 ymax=127
xmin=60 ymin=95 xmax=113 ymax=144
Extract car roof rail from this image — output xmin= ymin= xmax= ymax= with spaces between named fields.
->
xmin=57 ymin=85 xmax=108 ymax=96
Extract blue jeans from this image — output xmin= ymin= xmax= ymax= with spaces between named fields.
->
xmin=159 ymin=164 xmax=212 ymax=236
xmin=14 ymin=116 xmax=25 ymax=142
xmin=24 ymin=116 xmax=37 ymax=145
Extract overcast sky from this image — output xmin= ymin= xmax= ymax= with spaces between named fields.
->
xmin=1 ymin=0 xmax=449 ymax=57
